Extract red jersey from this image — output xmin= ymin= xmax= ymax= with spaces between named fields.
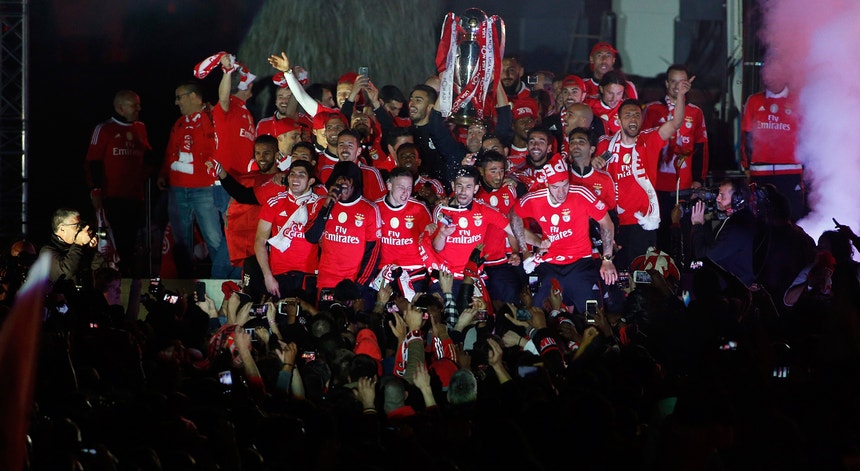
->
xmin=587 ymin=97 xmax=621 ymax=136
xmin=475 ymin=184 xmax=519 ymax=265
xmin=161 ymin=110 xmax=217 ymax=188
xmin=508 ymin=145 xmax=528 ymax=170
xmin=259 ymin=190 xmax=322 ymax=275
xmin=85 ymin=117 xmax=151 ymax=200
xmin=569 ymin=167 xmax=616 ymax=210
xmin=256 ymin=114 xmax=288 ymax=137
xmin=510 ymin=155 xmax=568 ymax=193
xmin=414 ymin=175 xmax=446 ymax=199
xmin=741 ymin=88 xmax=801 ymax=171
xmin=320 ymin=162 xmax=387 ymax=201
xmin=376 ymin=197 xmax=433 ymax=269
xmin=596 ymin=129 xmax=666 ymax=228
xmin=583 ymin=77 xmax=638 ymax=102
xmin=432 ymin=201 xmax=509 ymax=277
xmin=314 ymin=197 xmax=381 ymax=289
xmin=642 ymin=98 xmax=709 ymax=191
xmin=514 ymin=186 xmax=608 ymax=263
xmin=213 ymin=96 xmax=256 ymax=177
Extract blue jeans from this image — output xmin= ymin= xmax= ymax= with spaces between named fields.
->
xmin=168 ymin=186 xmax=228 ymax=278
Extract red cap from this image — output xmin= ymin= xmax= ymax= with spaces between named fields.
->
xmin=590 ymin=41 xmax=618 ymax=56
xmin=542 ymin=154 xmax=570 ymax=185
xmin=629 ymin=247 xmax=681 ymax=281
xmin=561 ymin=74 xmax=586 ymax=92
xmin=271 ymin=117 xmax=300 ymax=137
xmin=338 ymin=71 xmax=358 ymax=85
xmin=512 ymin=98 xmax=538 ymax=121
xmin=312 ymin=109 xmax=348 ymax=131
xmin=429 ymin=358 xmax=459 ymax=389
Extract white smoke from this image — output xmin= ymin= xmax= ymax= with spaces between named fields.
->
xmin=761 ymin=0 xmax=860 ymax=244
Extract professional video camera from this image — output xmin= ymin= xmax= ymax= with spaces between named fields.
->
xmin=679 ymin=187 xmax=725 ymax=221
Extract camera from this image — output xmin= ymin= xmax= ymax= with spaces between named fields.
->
xmin=679 ymin=187 xmax=724 ymax=220
xmin=302 ymin=351 xmax=317 ymax=363
xmin=78 ymin=221 xmax=108 ymax=238
xmin=474 ymin=310 xmax=488 ymax=321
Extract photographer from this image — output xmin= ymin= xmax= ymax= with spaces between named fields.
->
xmin=690 ymin=179 xmax=757 ymax=286
xmin=41 ymin=208 xmax=109 ymax=288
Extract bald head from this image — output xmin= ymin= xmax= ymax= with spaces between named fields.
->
xmin=564 ymin=103 xmax=594 ymax=130
xmin=114 ymin=90 xmax=141 ymax=122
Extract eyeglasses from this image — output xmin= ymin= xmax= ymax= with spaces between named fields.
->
xmin=59 ymin=222 xmax=82 ymax=230
xmin=175 ymin=91 xmax=193 ymax=100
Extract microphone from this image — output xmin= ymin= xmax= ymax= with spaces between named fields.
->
xmin=320 ymin=185 xmax=342 ymax=220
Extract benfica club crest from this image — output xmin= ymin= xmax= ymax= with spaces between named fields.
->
xmin=562 ymin=208 xmax=571 ymax=222
xmin=473 ymin=213 xmax=483 ymax=227
xmin=404 ymin=215 xmax=415 ymax=229
xmin=355 ymin=213 xmax=365 ymax=227
xmin=593 ymin=183 xmax=603 ymax=195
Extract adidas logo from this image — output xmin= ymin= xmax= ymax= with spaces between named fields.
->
xmin=279 ymin=211 xmax=288 ymax=216
xmin=539 ymin=216 xmax=547 ymax=222
xmin=757 ymin=106 xmax=765 ymax=112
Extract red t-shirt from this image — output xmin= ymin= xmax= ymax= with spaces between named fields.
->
xmin=85 ymin=117 xmax=151 ymax=200
xmin=259 ymin=190 xmax=322 ymax=275
xmin=475 ymin=184 xmax=518 ymax=265
xmin=213 ymin=96 xmax=256 ymax=177
xmin=508 ymin=145 xmax=528 ymax=171
xmin=587 ymin=98 xmax=621 ymax=136
xmin=314 ymin=197 xmax=381 ymax=289
xmin=432 ymin=201 xmax=509 ymax=276
xmin=642 ymin=98 xmax=709 ymax=191
xmin=740 ymin=89 xmax=800 ymax=168
xmin=569 ymin=167 xmax=616 ymax=210
xmin=514 ymin=186 xmax=608 ymax=263
xmin=161 ymin=111 xmax=217 ymax=188
xmin=376 ymin=198 xmax=433 ymax=268
xmin=596 ymin=128 xmax=666 ymax=226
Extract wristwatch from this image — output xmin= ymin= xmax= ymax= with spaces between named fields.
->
xmin=602 ymin=254 xmax=613 ymax=262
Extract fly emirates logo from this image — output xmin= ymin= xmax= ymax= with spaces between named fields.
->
xmin=446 ymin=229 xmax=482 ymax=245
xmin=382 ymin=230 xmax=414 ymax=246
xmin=325 ymin=225 xmax=360 ymax=244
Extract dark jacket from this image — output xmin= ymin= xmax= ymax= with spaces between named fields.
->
xmin=691 ymin=207 xmax=757 ymax=286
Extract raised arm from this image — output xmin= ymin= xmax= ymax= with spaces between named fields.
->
xmin=658 ymin=75 xmax=694 ymax=141
xmin=268 ymin=52 xmax=320 ymax=117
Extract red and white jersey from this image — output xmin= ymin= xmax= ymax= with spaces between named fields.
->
xmin=596 ymin=129 xmax=666 ymax=226
xmin=314 ymin=197 xmax=381 ymax=289
xmin=213 ymin=95 xmax=256 ymax=178
xmin=514 ymin=186 xmax=608 ymax=263
xmin=376 ymin=197 xmax=433 ymax=268
xmin=85 ymin=117 xmax=151 ymax=200
xmin=741 ymin=88 xmax=801 ymax=171
xmin=316 ymin=148 xmax=339 ymax=178
xmin=432 ymin=201 xmax=509 ymax=276
xmin=569 ymin=167 xmax=616 ymax=210
xmin=475 ymin=184 xmax=519 ymax=265
xmin=508 ymin=145 xmax=528 ymax=170
xmin=509 ymin=155 xmax=569 ymax=193
xmin=161 ymin=110 xmax=217 ymax=188
xmin=584 ymin=77 xmax=638 ymax=102
xmin=320 ymin=162 xmax=387 ymax=201
xmin=256 ymin=114 xmax=287 ymax=137
xmin=643 ymin=98 xmax=709 ymax=191
xmin=259 ymin=190 xmax=322 ymax=275
xmin=586 ymin=97 xmax=621 ymax=136
xmin=414 ymin=175 xmax=446 ymax=200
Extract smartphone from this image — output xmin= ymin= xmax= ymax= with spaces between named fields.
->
xmin=550 ymin=278 xmax=561 ymax=294
xmin=526 ymin=75 xmax=538 ymax=85
xmin=278 ymin=299 xmax=300 ymax=315
xmin=218 ymin=370 xmax=233 ymax=386
xmin=385 ymin=300 xmax=400 ymax=314
xmin=528 ymin=275 xmax=539 ymax=295
xmin=320 ymin=289 xmax=335 ymax=302
xmin=195 ymin=281 xmax=206 ymax=302
xmin=357 ymin=66 xmax=369 ymax=77
xmin=585 ymin=299 xmax=598 ymax=324
xmin=149 ymin=276 xmax=163 ymax=294
xmin=250 ymin=304 xmax=268 ymax=316
xmin=719 ymin=340 xmax=738 ymax=351
xmin=633 ymin=270 xmax=652 ymax=284
xmin=615 ymin=270 xmax=630 ymax=290
xmin=302 ymin=351 xmax=317 ymax=363
xmin=163 ymin=291 xmax=180 ymax=304
xmin=517 ymin=365 xmax=539 ymax=378
xmin=516 ymin=307 xmax=532 ymax=321
xmin=475 ymin=310 xmax=488 ymax=321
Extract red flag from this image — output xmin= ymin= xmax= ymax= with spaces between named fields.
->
xmin=0 ymin=253 xmax=50 ymax=470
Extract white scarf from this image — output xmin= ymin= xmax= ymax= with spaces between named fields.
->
xmin=267 ymin=190 xmax=319 ymax=252
xmin=608 ymin=132 xmax=660 ymax=230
